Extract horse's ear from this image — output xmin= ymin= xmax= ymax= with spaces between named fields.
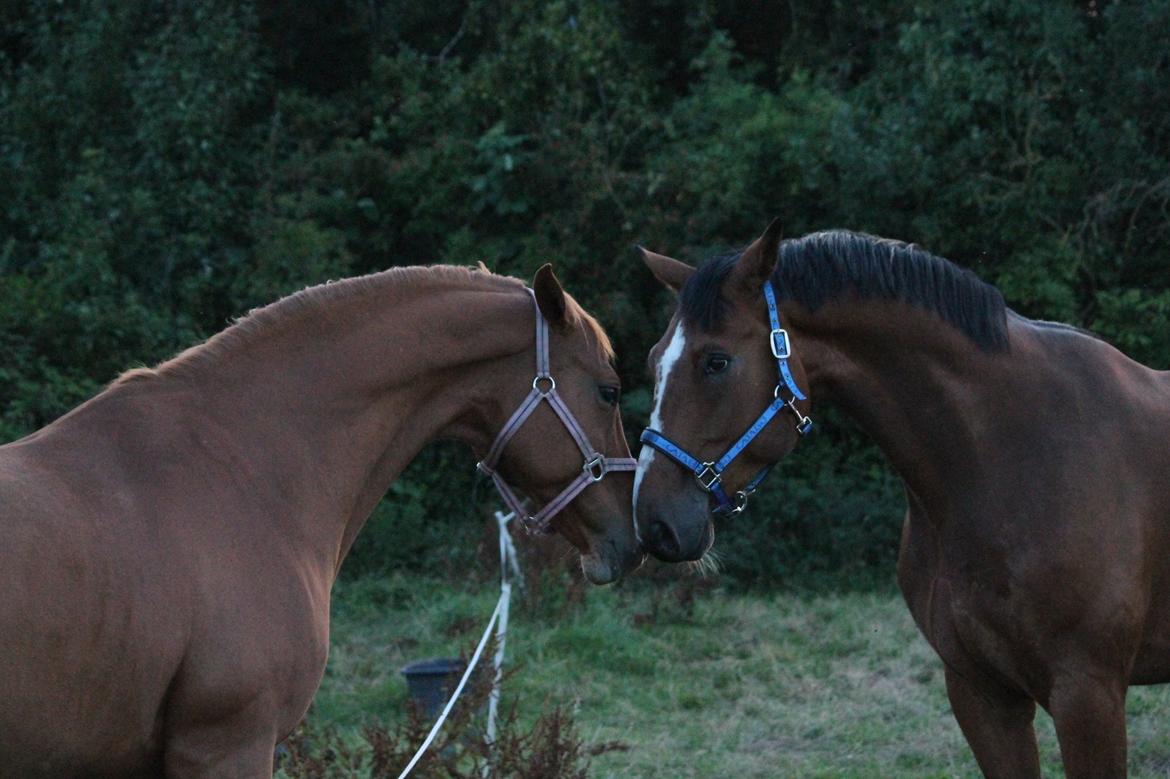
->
xmin=731 ymin=218 xmax=782 ymax=295
xmin=533 ymin=263 xmax=569 ymax=329
xmin=638 ymin=246 xmax=695 ymax=295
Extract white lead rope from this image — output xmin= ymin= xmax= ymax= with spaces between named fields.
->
xmin=485 ymin=510 xmax=518 ymax=748
xmin=396 ymin=511 xmax=521 ymax=779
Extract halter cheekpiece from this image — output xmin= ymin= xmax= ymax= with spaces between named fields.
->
xmin=639 ymin=279 xmax=812 ymax=516
xmin=477 ymin=290 xmax=637 ymax=534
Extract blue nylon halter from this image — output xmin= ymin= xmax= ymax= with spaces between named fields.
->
xmin=639 ymin=280 xmax=813 ymax=516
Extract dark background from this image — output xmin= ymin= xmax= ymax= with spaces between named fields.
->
xmin=2 ymin=0 xmax=1167 ymax=587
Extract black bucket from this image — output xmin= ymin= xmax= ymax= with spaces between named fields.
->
xmin=400 ymin=657 xmax=466 ymax=719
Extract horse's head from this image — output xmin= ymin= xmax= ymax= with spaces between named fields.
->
xmin=633 ymin=219 xmax=812 ymax=562
xmin=479 ymin=265 xmax=642 ymax=584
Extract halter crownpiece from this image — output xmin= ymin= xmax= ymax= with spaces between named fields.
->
xmin=639 ymin=279 xmax=812 ymax=516
xmin=477 ymin=289 xmax=637 ymax=534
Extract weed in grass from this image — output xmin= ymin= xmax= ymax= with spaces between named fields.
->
xmin=279 ymin=658 xmax=627 ymax=779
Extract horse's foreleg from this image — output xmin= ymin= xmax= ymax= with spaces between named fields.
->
xmin=163 ymin=720 xmax=276 ymax=779
xmin=944 ymin=666 xmax=1040 ymax=779
xmin=1047 ymin=672 xmax=1128 ymax=779
xmin=161 ymin=690 xmax=279 ymax=779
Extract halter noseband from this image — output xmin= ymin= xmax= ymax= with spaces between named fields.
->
xmin=639 ymin=280 xmax=812 ymax=516
xmin=477 ymin=290 xmax=636 ymax=534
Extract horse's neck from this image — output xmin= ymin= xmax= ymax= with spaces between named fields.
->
xmin=131 ymin=274 xmax=535 ymax=578
xmin=796 ymin=301 xmax=1012 ymax=511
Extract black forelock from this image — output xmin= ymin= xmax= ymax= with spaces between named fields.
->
xmin=678 ymin=249 xmax=741 ymax=331
xmin=677 ymin=230 xmax=1010 ymax=352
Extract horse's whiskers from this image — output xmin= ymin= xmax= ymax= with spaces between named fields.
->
xmin=686 ymin=550 xmax=722 ymax=577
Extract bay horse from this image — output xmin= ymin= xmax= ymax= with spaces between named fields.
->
xmin=0 ymin=263 xmax=641 ymax=777
xmin=633 ymin=220 xmax=1170 ymax=778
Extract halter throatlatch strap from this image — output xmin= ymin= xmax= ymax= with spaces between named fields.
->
xmin=639 ymin=279 xmax=812 ymax=516
xmin=477 ymin=290 xmax=636 ymax=534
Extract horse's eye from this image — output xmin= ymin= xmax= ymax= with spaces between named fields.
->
xmin=599 ymin=385 xmax=620 ymax=406
xmin=704 ymin=354 xmax=731 ymax=376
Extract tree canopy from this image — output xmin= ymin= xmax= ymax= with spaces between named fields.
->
xmin=3 ymin=0 xmax=1167 ymax=584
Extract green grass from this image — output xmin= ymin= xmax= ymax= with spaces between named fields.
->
xmin=310 ymin=571 xmax=1170 ymax=778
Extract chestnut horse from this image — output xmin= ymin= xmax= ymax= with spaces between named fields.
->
xmin=0 ymin=263 xmax=641 ymax=777
xmin=633 ymin=220 xmax=1170 ymax=778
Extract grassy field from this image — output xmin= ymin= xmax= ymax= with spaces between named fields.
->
xmin=305 ymin=568 xmax=1170 ymax=778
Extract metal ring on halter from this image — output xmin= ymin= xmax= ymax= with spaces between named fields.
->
xmin=532 ymin=374 xmax=556 ymax=394
xmin=583 ymin=454 xmax=605 ymax=482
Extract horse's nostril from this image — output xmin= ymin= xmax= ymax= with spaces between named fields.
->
xmin=647 ymin=519 xmax=681 ymax=561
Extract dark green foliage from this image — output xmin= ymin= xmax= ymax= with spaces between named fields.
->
xmin=3 ymin=0 xmax=1168 ymax=587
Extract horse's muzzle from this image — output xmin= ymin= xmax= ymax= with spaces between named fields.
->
xmin=643 ymin=515 xmax=712 ymax=563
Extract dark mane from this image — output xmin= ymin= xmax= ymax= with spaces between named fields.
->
xmin=679 ymin=230 xmax=1010 ymax=352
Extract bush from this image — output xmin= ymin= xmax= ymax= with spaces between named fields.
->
xmin=3 ymin=0 xmax=1168 ymax=588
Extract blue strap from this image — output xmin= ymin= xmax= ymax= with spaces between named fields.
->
xmin=638 ymin=280 xmax=813 ymax=517
xmin=709 ymin=464 xmax=773 ymax=516
xmin=714 ymin=397 xmax=785 ymax=472
xmin=741 ymin=463 xmax=773 ymax=495
xmin=639 ymin=429 xmax=706 ymax=474
xmin=763 ymin=281 xmax=807 ymax=402
xmin=640 ymin=429 xmax=737 ymax=512
xmin=709 ymin=482 xmax=734 ymax=510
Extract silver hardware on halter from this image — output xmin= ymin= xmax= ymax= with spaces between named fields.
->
xmin=770 ymin=328 xmax=791 ymax=359
xmin=786 ymin=397 xmax=813 ymax=432
xmin=731 ymin=490 xmax=750 ymax=514
xmin=480 ymin=287 xmax=638 ymax=534
xmin=583 ymin=454 xmax=606 ymax=482
xmin=695 ymin=462 xmax=721 ymax=491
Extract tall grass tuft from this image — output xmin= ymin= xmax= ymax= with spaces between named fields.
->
xmin=276 ymin=653 xmax=628 ymax=779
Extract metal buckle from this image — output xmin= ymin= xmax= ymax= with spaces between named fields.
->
xmin=695 ymin=462 xmax=721 ymax=491
xmin=583 ymin=454 xmax=606 ymax=482
xmin=532 ymin=374 xmax=556 ymax=394
xmin=770 ymin=328 xmax=791 ymax=359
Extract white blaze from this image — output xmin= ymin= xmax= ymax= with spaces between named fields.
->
xmin=633 ymin=320 xmax=687 ymax=535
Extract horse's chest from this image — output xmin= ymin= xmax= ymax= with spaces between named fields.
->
xmin=897 ymin=511 xmax=1043 ymax=695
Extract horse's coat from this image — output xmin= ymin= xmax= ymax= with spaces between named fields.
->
xmin=0 ymin=264 xmax=640 ymax=777
xmin=635 ymin=221 xmax=1170 ymax=778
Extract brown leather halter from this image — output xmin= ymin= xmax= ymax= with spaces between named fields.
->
xmin=476 ymin=290 xmax=636 ymax=533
